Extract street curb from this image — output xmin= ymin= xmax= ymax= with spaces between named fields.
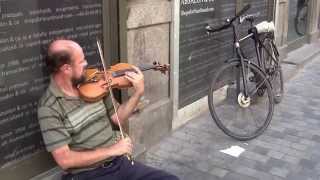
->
xmin=281 ymin=40 xmax=320 ymax=82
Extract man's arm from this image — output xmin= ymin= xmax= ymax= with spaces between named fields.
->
xmin=38 ymin=106 xmax=133 ymax=170
xmin=111 ymin=92 xmax=142 ymax=126
xmin=51 ymin=137 xmax=132 ymax=170
xmin=110 ymin=66 xmax=144 ymax=125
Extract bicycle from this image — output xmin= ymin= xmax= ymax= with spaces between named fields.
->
xmin=294 ymin=0 xmax=308 ymax=36
xmin=205 ymin=4 xmax=284 ymax=141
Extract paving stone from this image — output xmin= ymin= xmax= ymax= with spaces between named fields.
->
xmin=254 ymin=161 xmax=273 ymax=172
xmin=178 ymin=165 xmax=220 ymax=180
xmin=290 ymin=142 xmax=308 ymax=151
xmin=311 ymin=135 xmax=320 ymax=143
xmin=300 ymin=139 xmax=316 ymax=146
xmin=283 ymin=135 xmax=300 ymax=143
xmin=254 ymin=140 xmax=274 ymax=150
xmin=233 ymin=166 xmax=269 ymax=179
xmin=228 ymin=157 xmax=257 ymax=170
xmin=209 ymin=167 xmax=229 ymax=178
xmin=241 ymin=151 xmax=269 ymax=163
xmin=267 ymin=150 xmax=285 ymax=160
xmin=304 ymin=112 xmax=320 ymax=120
xmin=299 ymin=159 xmax=318 ymax=170
xmin=282 ymin=155 xmax=300 ymax=165
xmin=285 ymin=169 xmax=320 ymax=180
xmin=285 ymin=148 xmax=305 ymax=158
xmin=267 ymin=158 xmax=287 ymax=168
xmin=252 ymin=146 xmax=269 ymax=155
xmin=283 ymin=128 xmax=300 ymax=136
xmin=222 ymin=172 xmax=258 ymax=180
xmin=269 ymin=167 xmax=289 ymax=178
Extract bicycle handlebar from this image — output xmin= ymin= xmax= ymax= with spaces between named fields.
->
xmin=233 ymin=4 xmax=251 ymax=22
xmin=205 ymin=4 xmax=251 ymax=33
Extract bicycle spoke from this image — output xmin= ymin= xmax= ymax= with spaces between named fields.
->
xmin=248 ymin=106 xmax=260 ymax=128
xmin=248 ymin=76 xmax=268 ymax=97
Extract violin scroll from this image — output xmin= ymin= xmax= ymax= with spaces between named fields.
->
xmin=151 ymin=61 xmax=170 ymax=75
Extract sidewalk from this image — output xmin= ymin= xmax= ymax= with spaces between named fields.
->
xmin=282 ymin=40 xmax=320 ymax=81
xmin=142 ymin=40 xmax=320 ymax=180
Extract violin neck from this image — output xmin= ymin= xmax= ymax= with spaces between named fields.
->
xmin=111 ymin=64 xmax=156 ymax=77
xmin=138 ymin=64 xmax=156 ymax=72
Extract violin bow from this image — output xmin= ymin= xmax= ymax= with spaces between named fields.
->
xmin=96 ymin=39 xmax=134 ymax=165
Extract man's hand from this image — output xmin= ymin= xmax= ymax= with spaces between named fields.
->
xmin=108 ymin=137 xmax=133 ymax=156
xmin=110 ymin=66 xmax=144 ymax=125
xmin=98 ymin=77 xmax=110 ymax=90
xmin=50 ymin=138 xmax=133 ymax=170
xmin=125 ymin=66 xmax=144 ymax=96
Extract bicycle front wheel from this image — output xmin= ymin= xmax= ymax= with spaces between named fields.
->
xmin=208 ymin=60 xmax=274 ymax=141
xmin=261 ymin=37 xmax=284 ymax=103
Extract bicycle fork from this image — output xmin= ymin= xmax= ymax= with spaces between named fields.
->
xmin=235 ymin=42 xmax=251 ymax=107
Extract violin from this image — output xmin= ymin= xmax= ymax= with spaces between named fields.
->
xmin=78 ymin=61 xmax=169 ymax=102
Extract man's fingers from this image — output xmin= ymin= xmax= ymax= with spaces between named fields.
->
xmin=123 ymin=139 xmax=133 ymax=154
xmin=125 ymin=72 xmax=137 ymax=78
xmin=124 ymin=74 xmax=137 ymax=83
xmin=126 ymin=71 xmax=142 ymax=79
xmin=131 ymin=65 xmax=142 ymax=75
xmin=124 ymin=137 xmax=132 ymax=143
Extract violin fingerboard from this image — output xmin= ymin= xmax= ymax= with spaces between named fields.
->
xmin=112 ymin=69 xmax=137 ymax=77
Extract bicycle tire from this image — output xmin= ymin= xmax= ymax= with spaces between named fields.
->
xmin=260 ymin=37 xmax=284 ymax=104
xmin=208 ymin=60 xmax=274 ymax=141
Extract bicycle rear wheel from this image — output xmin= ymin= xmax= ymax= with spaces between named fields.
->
xmin=208 ymin=60 xmax=274 ymax=141
xmin=260 ymin=37 xmax=284 ymax=104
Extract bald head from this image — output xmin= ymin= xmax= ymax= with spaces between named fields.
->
xmin=48 ymin=40 xmax=82 ymax=56
xmin=45 ymin=39 xmax=82 ymax=74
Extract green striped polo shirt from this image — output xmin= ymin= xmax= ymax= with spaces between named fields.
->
xmin=37 ymin=77 xmax=117 ymax=153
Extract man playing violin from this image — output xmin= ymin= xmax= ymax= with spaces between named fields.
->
xmin=37 ymin=39 xmax=179 ymax=180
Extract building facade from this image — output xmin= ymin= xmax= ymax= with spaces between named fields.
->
xmin=0 ymin=0 xmax=319 ymax=179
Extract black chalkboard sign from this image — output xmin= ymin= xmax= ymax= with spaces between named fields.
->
xmin=179 ymin=0 xmax=274 ymax=108
xmin=179 ymin=0 xmax=236 ymax=108
xmin=0 ymin=0 xmax=103 ymax=169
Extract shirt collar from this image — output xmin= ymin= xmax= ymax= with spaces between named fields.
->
xmin=48 ymin=76 xmax=66 ymax=98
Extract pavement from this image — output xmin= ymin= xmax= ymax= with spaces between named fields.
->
xmin=142 ymin=40 xmax=320 ymax=180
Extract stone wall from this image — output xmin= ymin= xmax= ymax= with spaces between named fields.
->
xmin=126 ymin=0 xmax=174 ymax=154
xmin=307 ymin=0 xmax=320 ymax=42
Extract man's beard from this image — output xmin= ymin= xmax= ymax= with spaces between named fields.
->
xmin=71 ymin=74 xmax=86 ymax=87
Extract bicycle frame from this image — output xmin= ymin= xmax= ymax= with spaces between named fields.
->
xmin=230 ymin=20 xmax=278 ymax=98
xmin=258 ymin=35 xmax=280 ymax=70
xmin=230 ymin=21 xmax=258 ymax=98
